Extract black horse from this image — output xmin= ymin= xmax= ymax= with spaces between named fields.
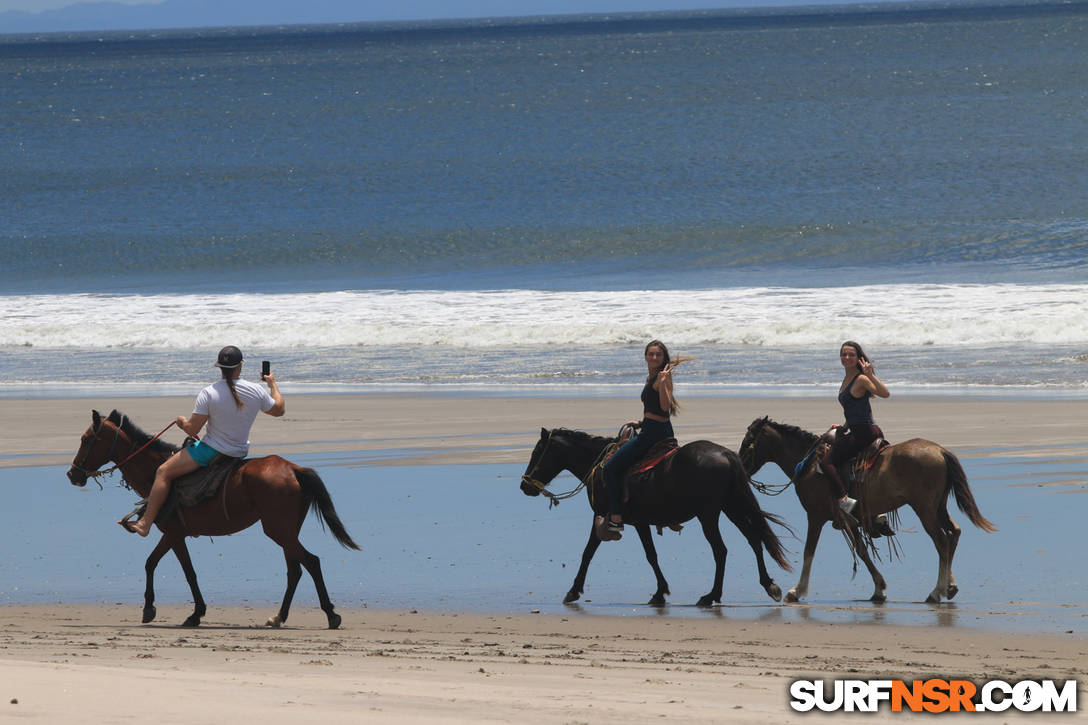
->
xmin=520 ymin=427 xmax=791 ymax=607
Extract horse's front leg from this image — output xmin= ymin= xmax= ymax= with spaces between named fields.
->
xmin=170 ymin=536 xmax=207 ymax=627
xmin=141 ymin=534 xmax=172 ymax=624
xmin=695 ymin=514 xmax=727 ymax=608
xmin=633 ymin=524 xmax=670 ymax=607
xmin=785 ymin=513 xmax=826 ymax=603
xmin=846 ymin=524 xmax=888 ymax=603
xmin=564 ymin=518 xmax=603 ymax=603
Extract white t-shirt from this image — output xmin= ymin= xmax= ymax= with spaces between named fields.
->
xmin=193 ymin=378 xmax=275 ymax=457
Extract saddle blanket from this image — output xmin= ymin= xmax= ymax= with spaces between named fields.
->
xmin=151 ymin=448 xmax=245 ymax=524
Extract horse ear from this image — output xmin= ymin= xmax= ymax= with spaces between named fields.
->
xmin=540 ymin=427 xmax=549 ymax=438
xmin=92 ymin=410 xmax=101 ymax=428
xmin=107 ymin=410 xmax=122 ymax=425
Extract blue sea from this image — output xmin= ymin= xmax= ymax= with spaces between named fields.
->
xmin=2 ymin=2 xmax=1087 ymax=398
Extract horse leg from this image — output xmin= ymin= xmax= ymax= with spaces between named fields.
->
xmin=267 ymin=554 xmax=304 ymax=629
xmin=170 ymin=537 xmax=207 ymax=627
xmin=564 ymin=520 xmax=603 ymax=604
xmin=268 ymin=540 xmax=341 ymax=630
xmin=931 ymin=500 xmax=963 ymax=601
xmin=847 ymin=524 xmax=888 ymax=603
xmin=944 ymin=517 xmax=962 ymax=600
xmin=633 ymin=524 xmax=671 ymax=607
xmin=695 ymin=514 xmax=727 ymax=608
xmin=786 ymin=513 xmax=825 ymax=603
xmin=140 ymin=534 xmax=172 ymax=624
xmin=722 ymin=506 xmax=781 ymax=602
xmin=914 ymin=502 xmax=953 ymax=603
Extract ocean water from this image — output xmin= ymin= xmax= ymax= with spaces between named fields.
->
xmin=2 ymin=3 xmax=1087 ymax=398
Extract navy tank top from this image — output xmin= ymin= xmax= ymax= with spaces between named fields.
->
xmin=641 ymin=378 xmax=669 ymax=418
xmin=838 ymin=373 xmax=874 ymax=426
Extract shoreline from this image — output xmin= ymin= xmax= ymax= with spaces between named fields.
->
xmin=4 ymin=392 xmax=1087 ymax=469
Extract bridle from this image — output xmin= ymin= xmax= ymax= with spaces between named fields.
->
xmin=520 ymin=429 xmax=586 ymax=508
xmin=742 ymin=419 xmax=797 ymax=497
xmin=71 ymin=416 xmax=179 ymax=487
xmin=71 ymin=415 xmax=128 ymax=486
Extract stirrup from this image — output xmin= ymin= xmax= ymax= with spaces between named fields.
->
xmin=594 ymin=515 xmax=623 ymax=541
xmin=839 ymin=496 xmax=857 ymax=514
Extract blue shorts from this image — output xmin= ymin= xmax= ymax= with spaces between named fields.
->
xmin=186 ymin=440 xmax=221 ymax=467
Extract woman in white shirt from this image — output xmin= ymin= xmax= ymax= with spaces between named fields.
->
xmin=124 ymin=345 xmax=285 ymax=537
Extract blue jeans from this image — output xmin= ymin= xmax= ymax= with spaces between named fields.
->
xmin=602 ymin=418 xmax=674 ymax=517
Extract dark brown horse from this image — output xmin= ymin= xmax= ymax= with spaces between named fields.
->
xmin=739 ymin=417 xmax=996 ymax=604
xmin=520 ymin=427 xmax=791 ymax=607
xmin=67 ymin=409 xmax=359 ymax=629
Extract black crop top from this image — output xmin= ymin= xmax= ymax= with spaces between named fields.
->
xmin=838 ymin=373 xmax=874 ymax=426
xmin=641 ymin=378 xmax=669 ymax=418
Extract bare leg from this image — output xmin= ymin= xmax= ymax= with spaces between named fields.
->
xmin=130 ymin=449 xmax=200 ymax=537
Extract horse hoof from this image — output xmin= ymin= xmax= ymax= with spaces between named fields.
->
xmin=181 ymin=614 xmax=201 ymax=627
xmin=946 ymin=584 xmax=959 ymax=600
xmin=925 ymin=593 xmax=940 ymax=604
xmin=784 ymin=590 xmax=800 ymax=604
xmin=327 ymin=612 xmax=342 ymax=630
xmin=648 ymin=594 xmax=666 ymax=608
xmin=266 ymin=614 xmax=284 ymax=628
xmin=766 ymin=583 xmax=782 ymax=602
xmin=870 ymin=593 xmax=887 ymax=604
xmin=695 ymin=595 xmax=716 ymax=608
xmin=142 ymin=606 xmax=157 ymax=624
xmin=563 ymin=591 xmax=581 ymax=604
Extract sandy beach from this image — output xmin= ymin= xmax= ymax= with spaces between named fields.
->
xmin=6 ymin=392 xmax=1087 ymax=468
xmin=2 ymin=393 xmax=1086 ymax=722
xmin=0 ymin=603 xmax=1084 ymax=723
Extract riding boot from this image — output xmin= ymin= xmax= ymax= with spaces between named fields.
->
xmin=822 ymin=457 xmax=856 ymax=527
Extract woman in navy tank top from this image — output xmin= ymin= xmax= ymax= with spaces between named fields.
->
xmin=598 ymin=340 xmax=678 ymax=539
xmin=821 ymin=341 xmax=890 ymax=514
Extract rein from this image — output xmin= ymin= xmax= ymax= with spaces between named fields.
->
xmin=521 ymin=430 xmax=587 ymax=508
xmin=75 ymin=418 xmax=182 ymax=484
xmin=743 ymin=422 xmax=816 ymax=497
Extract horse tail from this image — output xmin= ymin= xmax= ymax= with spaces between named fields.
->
xmin=297 ymin=467 xmax=362 ymax=550
xmin=726 ymin=453 xmax=793 ymax=572
xmin=944 ymin=450 xmax=998 ymax=532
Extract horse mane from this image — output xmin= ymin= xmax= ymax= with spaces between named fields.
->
xmin=551 ymin=428 xmax=614 ymax=446
xmin=108 ymin=409 xmax=179 ymax=455
xmin=760 ymin=417 xmax=819 ymax=445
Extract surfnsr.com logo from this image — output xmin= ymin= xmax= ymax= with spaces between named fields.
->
xmin=789 ymin=679 xmax=1078 ymax=713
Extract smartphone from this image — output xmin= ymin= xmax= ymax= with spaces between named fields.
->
xmin=261 ymin=360 xmax=271 ymax=377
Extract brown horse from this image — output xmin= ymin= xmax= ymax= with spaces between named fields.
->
xmin=739 ymin=417 xmax=996 ymax=604
xmin=67 ymin=409 xmax=359 ymax=629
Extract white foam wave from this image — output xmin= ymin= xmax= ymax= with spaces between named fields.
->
xmin=2 ymin=283 xmax=1086 ymax=349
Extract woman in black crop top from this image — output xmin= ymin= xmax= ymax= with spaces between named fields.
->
xmin=598 ymin=340 xmax=678 ymax=539
xmin=821 ymin=341 xmax=890 ymax=514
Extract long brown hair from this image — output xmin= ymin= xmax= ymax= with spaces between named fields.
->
xmin=841 ymin=340 xmax=872 ymax=367
xmin=645 ymin=339 xmax=679 ymax=416
xmin=222 ymin=366 xmax=243 ymax=409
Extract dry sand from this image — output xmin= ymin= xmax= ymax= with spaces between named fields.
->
xmin=1 ymin=393 xmax=1085 ymax=722
xmin=1 ymin=604 xmax=1084 ymax=723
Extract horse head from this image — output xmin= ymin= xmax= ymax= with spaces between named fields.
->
xmin=67 ymin=409 xmax=126 ymax=486
xmin=739 ymin=416 xmax=773 ymax=475
xmin=520 ymin=427 xmax=563 ymax=496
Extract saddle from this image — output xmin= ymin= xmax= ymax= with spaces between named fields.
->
xmin=817 ymin=427 xmax=894 ymax=537
xmin=127 ymin=442 xmax=245 ymax=527
xmin=591 ymin=436 xmax=682 ymax=534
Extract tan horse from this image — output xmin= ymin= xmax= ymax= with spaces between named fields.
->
xmin=67 ymin=409 xmax=359 ymax=628
xmin=740 ymin=417 xmax=996 ymax=604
